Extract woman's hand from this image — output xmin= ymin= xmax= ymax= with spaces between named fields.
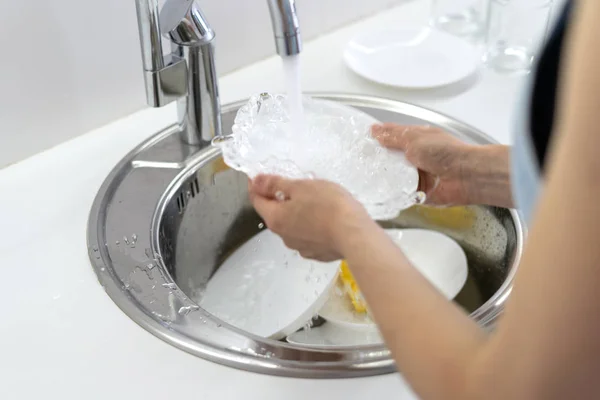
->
xmin=248 ymin=175 xmax=377 ymax=262
xmin=372 ymin=123 xmax=473 ymax=205
xmin=372 ymin=123 xmax=514 ymax=208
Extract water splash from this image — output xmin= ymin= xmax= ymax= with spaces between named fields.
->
xmin=178 ymin=305 xmax=200 ymax=316
xmin=213 ymin=94 xmax=419 ymax=220
xmin=162 ymin=283 xmax=178 ymax=290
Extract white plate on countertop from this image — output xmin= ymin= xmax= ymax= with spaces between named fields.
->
xmin=199 ymin=229 xmax=339 ymax=339
xmin=344 ymin=27 xmax=481 ymax=89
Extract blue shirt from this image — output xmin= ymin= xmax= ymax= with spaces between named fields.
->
xmin=511 ymin=1 xmax=572 ymax=222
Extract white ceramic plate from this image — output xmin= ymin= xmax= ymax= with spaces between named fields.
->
xmin=344 ymin=27 xmax=481 ymax=89
xmin=318 ymin=229 xmax=468 ymax=333
xmin=216 ymin=95 xmax=420 ymax=220
xmin=199 ymin=229 xmax=339 ymax=339
xmin=318 ymin=279 xmax=380 ymax=333
xmin=286 ymin=322 xmax=383 ymax=348
xmin=399 ymin=229 xmax=469 ymax=299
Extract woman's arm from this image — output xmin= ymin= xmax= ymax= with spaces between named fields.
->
xmin=338 ymin=221 xmax=486 ymax=399
xmin=249 ymin=2 xmax=600 ymax=398
xmin=342 ymin=1 xmax=600 ymax=398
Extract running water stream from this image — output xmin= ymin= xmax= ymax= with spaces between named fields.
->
xmin=281 ymin=54 xmax=305 ymax=134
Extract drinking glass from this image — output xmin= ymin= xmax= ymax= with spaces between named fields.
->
xmin=483 ymin=0 xmax=554 ymax=73
xmin=430 ymin=0 xmax=489 ymax=41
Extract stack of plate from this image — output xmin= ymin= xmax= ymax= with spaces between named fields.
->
xmin=200 ymin=228 xmax=468 ymax=348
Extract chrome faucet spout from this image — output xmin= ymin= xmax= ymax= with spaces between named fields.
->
xmin=133 ymin=0 xmax=302 ymax=147
xmin=267 ymin=0 xmax=302 ymax=56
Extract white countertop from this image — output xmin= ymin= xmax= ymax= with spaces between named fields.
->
xmin=0 ymin=1 xmax=525 ymax=399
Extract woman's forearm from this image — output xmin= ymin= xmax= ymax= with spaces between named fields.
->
xmin=338 ymin=222 xmax=488 ymax=399
xmin=463 ymin=145 xmax=514 ymax=208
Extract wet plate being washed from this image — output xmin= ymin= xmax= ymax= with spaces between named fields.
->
xmin=199 ymin=229 xmax=339 ymax=339
xmin=212 ymin=93 xmax=422 ymax=220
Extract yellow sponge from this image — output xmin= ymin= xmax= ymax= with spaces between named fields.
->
xmin=339 ymin=260 xmax=367 ymax=313
xmin=410 ymin=205 xmax=476 ymax=230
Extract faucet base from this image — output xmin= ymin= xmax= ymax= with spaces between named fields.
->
xmin=176 ymin=42 xmax=222 ymax=146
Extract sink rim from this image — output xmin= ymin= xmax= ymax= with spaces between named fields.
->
xmin=87 ymin=93 xmax=524 ymax=378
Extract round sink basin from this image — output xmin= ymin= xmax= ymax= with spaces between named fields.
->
xmin=87 ymin=94 xmax=523 ymax=378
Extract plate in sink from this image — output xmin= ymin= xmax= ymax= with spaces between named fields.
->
xmin=199 ymin=229 xmax=339 ymax=339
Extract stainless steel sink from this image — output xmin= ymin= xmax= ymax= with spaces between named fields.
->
xmin=87 ymin=94 xmax=523 ymax=378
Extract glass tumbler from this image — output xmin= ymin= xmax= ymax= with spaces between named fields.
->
xmin=430 ymin=0 xmax=489 ymax=41
xmin=483 ymin=0 xmax=554 ymax=73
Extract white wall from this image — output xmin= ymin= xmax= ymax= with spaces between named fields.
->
xmin=0 ymin=0 xmax=405 ymax=169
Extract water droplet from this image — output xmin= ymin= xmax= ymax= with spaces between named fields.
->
xmin=211 ymin=134 xmax=235 ymax=146
xmin=123 ymin=236 xmax=129 ymax=245
xmin=275 ymin=190 xmax=286 ymax=202
xmin=303 ymin=319 xmax=314 ymax=331
xmin=92 ymin=246 xmax=98 ymax=252
xmin=414 ymin=191 xmax=427 ymax=205
xmin=100 ymin=267 xmax=106 ymax=272
xmin=147 ymin=263 xmax=155 ymax=270
xmin=131 ymin=234 xmax=138 ymax=244
xmin=258 ymin=222 xmax=265 ymax=229
xmin=178 ymin=305 xmax=200 ymax=316
xmin=115 ymin=240 xmax=120 ymax=245
xmin=162 ymin=283 xmax=177 ymax=290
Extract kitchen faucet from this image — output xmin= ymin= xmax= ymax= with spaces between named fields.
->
xmin=134 ymin=0 xmax=302 ymax=146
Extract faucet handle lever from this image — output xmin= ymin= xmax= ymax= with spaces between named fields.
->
xmin=135 ymin=0 xmax=188 ymax=107
xmin=160 ymin=0 xmax=215 ymax=46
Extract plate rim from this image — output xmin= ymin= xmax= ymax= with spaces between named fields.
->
xmin=343 ymin=26 xmax=481 ymax=89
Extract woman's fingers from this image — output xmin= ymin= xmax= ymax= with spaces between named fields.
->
xmin=371 ymin=124 xmax=406 ymax=149
xmin=250 ymin=174 xmax=294 ymax=200
xmin=249 ymin=175 xmax=299 ymax=232
xmin=371 ymin=123 xmax=426 ymax=150
xmin=250 ymin=193 xmax=274 ymax=218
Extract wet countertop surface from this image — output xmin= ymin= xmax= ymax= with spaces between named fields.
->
xmin=0 ymin=1 xmax=525 ymax=399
